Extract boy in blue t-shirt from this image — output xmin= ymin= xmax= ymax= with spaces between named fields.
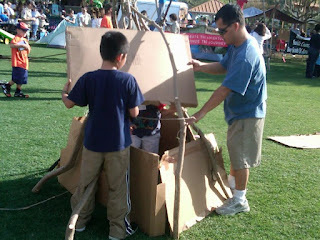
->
xmin=62 ymin=31 xmax=144 ymax=239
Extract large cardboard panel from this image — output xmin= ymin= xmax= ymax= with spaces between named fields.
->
xmin=160 ymin=134 xmax=232 ymax=234
xmin=65 ymin=27 xmax=197 ymax=107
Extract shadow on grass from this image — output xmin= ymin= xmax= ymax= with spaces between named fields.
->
xmin=0 ymin=174 xmax=158 ymax=240
xmin=30 ymin=57 xmax=66 ymax=64
xmin=0 ymin=97 xmax=62 ymax=101
xmin=0 ymin=70 xmax=67 ymax=78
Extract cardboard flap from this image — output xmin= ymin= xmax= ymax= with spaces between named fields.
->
xmin=159 ymin=134 xmax=232 ymax=234
xmin=129 ymin=147 xmax=163 ymax=234
xmin=66 ymin=27 xmax=197 ymax=107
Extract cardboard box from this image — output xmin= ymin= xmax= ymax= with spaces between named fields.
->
xmin=58 ymin=116 xmax=231 ymax=236
xmin=65 ymin=27 xmax=198 ymax=107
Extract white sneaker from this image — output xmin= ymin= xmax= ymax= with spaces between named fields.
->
xmin=75 ymin=226 xmax=86 ymax=232
xmin=215 ymin=197 xmax=250 ymax=216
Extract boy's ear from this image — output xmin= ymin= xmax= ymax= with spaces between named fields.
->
xmin=116 ymin=53 xmax=123 ymax=62
xmin=116 ymin=53 xmax=127 ymax=62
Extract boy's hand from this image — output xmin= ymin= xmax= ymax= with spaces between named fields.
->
xmin=63 ymin=79 xmax=72 ymax=93
xmin=130 ymin=124 xmax=137 ymax=135
xmin=24 ymin=43 xmax=31 ymax=52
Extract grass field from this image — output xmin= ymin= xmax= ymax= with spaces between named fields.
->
xmin=0 ymin=43 xmax=319 ymax=240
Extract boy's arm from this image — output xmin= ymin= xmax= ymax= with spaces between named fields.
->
xmin=10 ymin=41 xmax=31 ymax=53
xmin=61 ymin=79 xmax=76 ymax=108
xmin=129 ymin=106 xmax=139 ymax=118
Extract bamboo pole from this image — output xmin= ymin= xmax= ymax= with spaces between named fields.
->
xmin=32 ymin=117 xmax=87 ymax=193
xmin=130 ymin=8 xmax=186 ymax=239
xmin=65 ymin=176 xmax=99 ymax=240
xmin=112 ymin=0 xmax=118 ymax=29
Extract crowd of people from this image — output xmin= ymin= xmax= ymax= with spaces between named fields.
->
xmin=0 ymin=1 xmax=318 ymax=239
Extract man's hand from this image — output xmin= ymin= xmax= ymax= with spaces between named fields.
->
xmin=187 ymin=59 xmax=203 ymax=72
xmin=185 ymin=111 xmax=205 ymax=125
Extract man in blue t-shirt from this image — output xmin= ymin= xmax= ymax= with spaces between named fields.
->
xmin=62 ymin=31 xmax=144 ymax=239
xmin=188 ymin=4 xmax=267 ymax=216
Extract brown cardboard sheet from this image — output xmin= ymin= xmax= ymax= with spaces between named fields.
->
xmin=267 ymin=133 xmax=320 ymax=149
xmin=159 ymin=134 xmax=232 ymax=234
xmin=65 ymin=27 xmax=197 ymax=107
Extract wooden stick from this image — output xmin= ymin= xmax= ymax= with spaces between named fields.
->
xmin=183 ymin=110 xmax=231 ymax=199
xmin=65 ymin=176 xmax=99 ymax=240
xmin=112 ymin=0 xmax=118 ymax=29
xmin=130 ymin=8 xmax=186 ymax=238
xmin=32 ymin=117 xmax=87 ymax=193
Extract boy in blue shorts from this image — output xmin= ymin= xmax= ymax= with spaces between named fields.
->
xmin=62 ymin=31 xmax=144 ymax=240
xmin=1 ymin=22 xmax=31 ymax=98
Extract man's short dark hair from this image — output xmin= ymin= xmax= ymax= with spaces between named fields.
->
xmin=100 ymin=31 xmax=129 ymax=62
xmin=215 ymin=4 xmax=245 ymax=27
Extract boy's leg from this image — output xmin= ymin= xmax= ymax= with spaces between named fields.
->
xmin=104 ymin=147 xmax=134 ymax=239
xmin=141 ymin=132 xmax=160 ymax=154
xmin=70 ymin=146 xmax=104 ymax=229
xmin=131 ymin=135 xmax=142 ymax=149
xmin=11 ymin=67 xmax=29 ymax=98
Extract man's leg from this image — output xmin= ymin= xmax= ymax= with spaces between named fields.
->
xmin=216 ymin=118 xmax=264 ymax=215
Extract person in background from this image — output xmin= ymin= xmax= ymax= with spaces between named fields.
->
xmin=305 ymin=24 xmax=320 ymax=78
xmin=0 ymin=1 xmax=4 ymax=15
xmin=100 ymin=3 xmax=113 ymax=28
xmin=91 ymin=7 xmax=101 ymax=28
xmin=187 ymin=4 xmax=267 ymax=216
xmin=168 ymin=13 xmax=180 ymax=34
xmin=21 ymin=0 xmax=35 ymax=27
xmin=61 ymin=8 xmax=76 ymax=24
xmin=250 ymin=22 xmax=271 ymax=55
xmin=1 ymin=22 xmax=31 ymax=98
xmin=79 ymin=7 xmax=91 ymax=27
xmin=61 ymin=31 xmax=144 ymax=239
xmin=30 ymin=5 xmax=40 ymax=40
xmin=313 ymin=55 xmax=320 ymax=78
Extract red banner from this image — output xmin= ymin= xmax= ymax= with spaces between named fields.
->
xmin=184 ymin=33 xmax=227 ymax=47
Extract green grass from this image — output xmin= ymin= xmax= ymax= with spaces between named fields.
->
xmin=0 ymin=43 xmax=319 ymax=240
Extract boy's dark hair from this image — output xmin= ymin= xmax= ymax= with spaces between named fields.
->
xmin=100 ymin=31 xmax=129 ymax=62
xmin=254 ymin=23 xmax=266 ymax=36
xmin=215 ymin=4 xmax=245 ymax=27
xmin=105 ymin=3 xmax=112 ymax=12
xmin=169 ymin=13 xmax=177 ymax=21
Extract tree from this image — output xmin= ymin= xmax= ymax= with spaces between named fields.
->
xmin=281 ymin=0 xmax=320 ymax=25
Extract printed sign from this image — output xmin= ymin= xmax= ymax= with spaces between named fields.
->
xmin=184 ymin=33 xmax=227 ymax=47
xmin=285 ymin=30 xmax=310 ymax=55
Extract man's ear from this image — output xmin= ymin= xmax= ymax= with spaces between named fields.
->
xmin=235 ymin=22 xmax=240 ymax=32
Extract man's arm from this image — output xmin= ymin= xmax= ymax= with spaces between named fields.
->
xmin=187 ymin=85 xmax=231 ymax=124
xmin=188 ymin=59 xmax=227 ymax=75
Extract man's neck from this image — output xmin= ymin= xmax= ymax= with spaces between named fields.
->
xmin=234 ymin=29 xmax=250 ymax=47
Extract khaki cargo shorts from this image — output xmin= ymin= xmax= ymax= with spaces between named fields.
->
xmin=227 ymin=118 xmax=265 ymax=170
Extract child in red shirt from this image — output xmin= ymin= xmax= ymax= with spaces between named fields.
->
xmin=1 ymin=22 xmax=31 ymax=98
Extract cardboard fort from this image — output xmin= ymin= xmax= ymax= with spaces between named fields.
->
xmin=58 ymin=28 xmax=231 ymax=236
xmin=65 ymin=27 xmax=197 ymax=107
xmin=58 ymin=116 xmax=231 ymax=236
